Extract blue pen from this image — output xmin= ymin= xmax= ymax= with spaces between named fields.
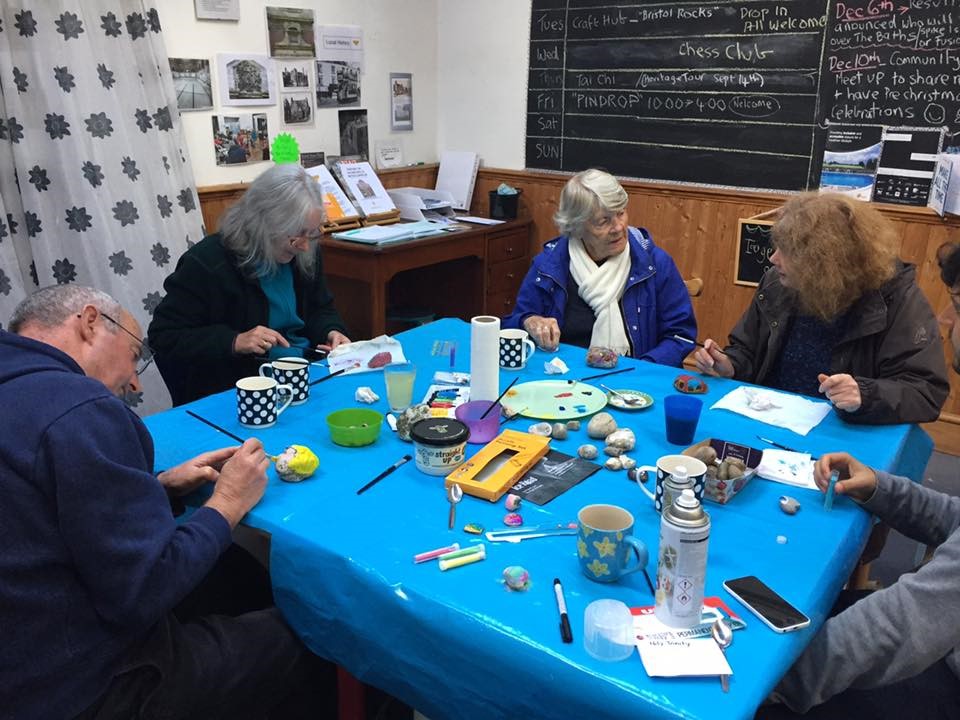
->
xmin=824 ymin=470 xmax=839 ymax=511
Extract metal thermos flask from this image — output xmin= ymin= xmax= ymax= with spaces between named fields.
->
xmin=655 ymin=488 xmax=710 ymax=628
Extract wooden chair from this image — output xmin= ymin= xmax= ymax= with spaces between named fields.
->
xmin=684 ymin=277 xmax=703 ymax=298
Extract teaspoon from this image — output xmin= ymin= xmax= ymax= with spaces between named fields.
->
xmin=711 ymin=617 xmax=733 ymax=692
xmin=447 ymin=483 xmax=463 ymax=530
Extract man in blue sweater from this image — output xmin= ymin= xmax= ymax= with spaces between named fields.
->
xmin=0 ymin=286 xmax=312 ymax=719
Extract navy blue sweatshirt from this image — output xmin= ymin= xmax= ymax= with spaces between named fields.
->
xmin=0 ymin=331 xmax=232 ymax=719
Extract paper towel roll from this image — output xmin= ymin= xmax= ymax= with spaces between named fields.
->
xmin=470 ymin=315 xmax=500 ymax=402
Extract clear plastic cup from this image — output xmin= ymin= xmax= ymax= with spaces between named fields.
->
xmin=383 ymin=362 xmax=417 ymax=412
xmin=583 ymin=599 xmax=635 ymax=662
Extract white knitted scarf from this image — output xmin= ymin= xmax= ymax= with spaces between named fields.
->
xmin=568 ymin=236 xmax=631 ymax=355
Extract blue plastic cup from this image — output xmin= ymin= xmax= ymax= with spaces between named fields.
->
xmin=663 ymin=394 xmax=703 ymax=445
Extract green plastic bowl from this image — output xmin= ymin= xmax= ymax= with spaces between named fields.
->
xmin=326 ymin=408 xmax=383 ymax=447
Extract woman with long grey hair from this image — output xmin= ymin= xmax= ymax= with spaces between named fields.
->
xmin=149 ymin=164 xmax=350 ymax=405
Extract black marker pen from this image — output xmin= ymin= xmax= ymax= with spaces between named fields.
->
xmin=554 ymin=577 xmax=573 ymax=643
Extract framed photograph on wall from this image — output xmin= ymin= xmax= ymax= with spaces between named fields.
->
xmin=217 ymin=53 xmax=275 ymax=106
xmin=169 ymin=58 xmax=213 ymax=111
xmin=266 ymin=6 xmax=316 ymax=58
xmin=390 ymin=72 xmax=413 ymax=131
xmin=212 ymin=113 xmax=270 ymax=166
xmin=279 ymin=60 xmax=311 ymax=91
xmin=316 ymin=60 xmax=361 ymax=108
xmin=282 ymin=92 xmax=314 ymax=127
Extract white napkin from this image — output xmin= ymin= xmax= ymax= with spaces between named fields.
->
xmin=544 ymin=357 xmax=569 ymax=375
xmin=711 ymin=386 xmax=831 ymax=436
xmin=756 ymin=450 xmax=817 ymax=490
xmin=354 ymin=386 xmax=379 ymax=403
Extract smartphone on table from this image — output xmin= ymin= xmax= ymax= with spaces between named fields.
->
xmin=723 ymin=576 xmax=811 ymax=633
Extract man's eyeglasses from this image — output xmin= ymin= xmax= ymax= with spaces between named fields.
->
xmin=95 ymin=311 xmax=155 ymax=376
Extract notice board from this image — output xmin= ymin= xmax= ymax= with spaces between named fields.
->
xmin=735 ymin=219 xmax=775 ymax=286
xmin=527 ymin=0 xmax=960 ymax=192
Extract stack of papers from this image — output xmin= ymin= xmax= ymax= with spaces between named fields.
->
xmin=331 ymin=221 xmax=453 ymax=245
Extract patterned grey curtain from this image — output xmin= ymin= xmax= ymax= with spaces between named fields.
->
xmin=0 ymin=1 xmax=203 ymax=414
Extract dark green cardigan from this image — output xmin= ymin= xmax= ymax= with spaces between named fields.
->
xmin=148 ymin=233 xmax=347 ymax=406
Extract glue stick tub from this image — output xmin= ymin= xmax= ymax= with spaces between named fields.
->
xmin=410 ymin=418 xmax=469 ymax=476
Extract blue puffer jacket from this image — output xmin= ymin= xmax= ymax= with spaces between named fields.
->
xmin=502 ymin=227 xmax=697 ymax=367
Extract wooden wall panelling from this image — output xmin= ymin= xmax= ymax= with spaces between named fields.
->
xmin=198 ymin=183 xmax=247 ymax=235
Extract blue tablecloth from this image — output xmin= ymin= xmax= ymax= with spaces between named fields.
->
xmin=145 ymin=318 xmax=933 ymax=720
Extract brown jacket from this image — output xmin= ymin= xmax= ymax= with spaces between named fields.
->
xmin=723 ymin=262 xmax=949 ymax=425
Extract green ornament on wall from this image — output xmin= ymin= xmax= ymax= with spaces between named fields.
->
xmin=272 ymin=133 xmax=301 ymax=165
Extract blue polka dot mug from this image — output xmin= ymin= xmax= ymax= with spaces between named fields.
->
xmin=236 ymin=376 xmax=294 ymax=428
xmin=499 ymin=329 xmax=536 ymax=370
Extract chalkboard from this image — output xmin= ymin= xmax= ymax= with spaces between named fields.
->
xmin=527 ymin=0 xmax=960 ymax=192
xmin=735 ymin=219 xmax=775 ymax=286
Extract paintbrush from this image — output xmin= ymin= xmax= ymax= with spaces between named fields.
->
xmin=309 ymin=363 xmax=358 ymax=387
xmin=672 ymin=334 xmax=706 ymax=349
xmin=575 ymin=366 xmax=634 ymax=384
xmin=185 ymin=410 xmax=283 ymax=459
xmin=357 ymin=454 xmax=412 ymax=495
xmin=479 ymin=376 xmax=519 ymax=420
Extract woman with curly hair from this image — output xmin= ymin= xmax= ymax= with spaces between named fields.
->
xmin=694 ymin=192 xmax=948 ymax=424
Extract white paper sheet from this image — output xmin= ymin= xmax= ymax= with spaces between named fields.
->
xmin=711 ymin=386 xmax=832 ymax=436
xmin=455 ymin=215 xmax=505 ymax=225
xmin=756 ymin=450 xmax=817 ymax=490
xmin=633 ymin=610 xmax=732 ymax=678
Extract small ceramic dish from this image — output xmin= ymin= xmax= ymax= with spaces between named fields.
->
xmin=605 ymin=389 xmax=654 ymax=410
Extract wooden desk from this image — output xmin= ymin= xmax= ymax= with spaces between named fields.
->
xmin=320 ymin=219 xmax=531 ymax=338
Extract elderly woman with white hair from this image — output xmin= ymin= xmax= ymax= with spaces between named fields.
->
xmin=503 ymin=169 xmax=696 ymax=366
xmin=149 ymin=164 xmax=350 ymax=405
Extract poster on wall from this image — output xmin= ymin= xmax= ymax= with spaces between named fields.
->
xmin=818 ymin=125 xmax=882 ymax=201
xmin=195 ymin=0 xmax=239 ymax=21
xmin=266 ymin=7 xmax=316 ymax=58
xmin=315 ymin=60 xmax=361 ymax=108
xmin=169 ymin=58 xmax=213 ymax=111
xmin=282 ymin=93 xmax=314 ymax=127
xmin=217 ymin=53 xmax=275 ymax=107
xmin=317 ymin=24 xmax=364 ymax=71
xmin=339 ymin=109 xmax=368 ymax=160
xmin=212 ymin=113 xmax=270 ymax=166
xmin=872 ymin=126 xmax=945 ymax=206
xmin=279 ymin=60 xmax=311 ymax=91
xmin=390 ymin=73 xmax=412 ymax=132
